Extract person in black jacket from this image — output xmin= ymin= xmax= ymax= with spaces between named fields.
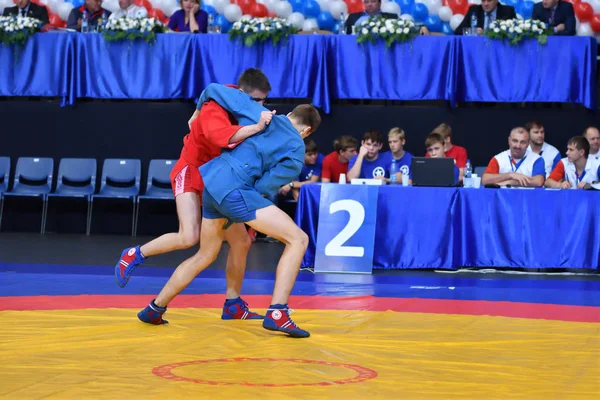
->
xmin=455 ymin=0 xmax=516 ymax=35
xmin=2 ymin=0 xmax=49 ymax=25
xmin=531 ymin=0 xmax=575 ymax=36
xmin=344 ymin=0 xmax=398 ymax=34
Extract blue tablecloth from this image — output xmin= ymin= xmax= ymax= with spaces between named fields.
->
xmin=296 ymin=184 xmax=600 ymax=270
xmin=0 ymin=33 xmax=596 ymax=110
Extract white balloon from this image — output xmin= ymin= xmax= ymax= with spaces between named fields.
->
xmin=577 ymin=22 xmax=594 ymax=36
xmin=275 ymin=1 xmax=293 ymax=18
xmin=214 ymin=0 xmax=231 ymax=15
xmin=449 ymin=13 xmax=464 ymax=31
xmin=48 ymin=0 xmax=62 ymax=13
xmin=316 ymin=0 xmax=330 ymax=13
xmin=58 ymin=3 xmax=74 ymax=22
xmin=264 ymin=0 xmax=280 ymax=13
xmin=103 ymin=0 xmax=120 ymax=14
xmin=204 ymin=0 xmax=215 ymax=6
xmin=423 ymin=0 xmax=441 ymax=16
xmin=438 ymin=6 xmax=452 ymax=22
xmin=328 ymin=0 xmax=348 ymax=20
xmin=224 ymin=3 xmax=242 ymax=22
xmin=287 ymin=11 xmax=305 ymax=29
xmin=590 ymin=0 xmax=600 ymax=14
xmin=164 ymin=4 xmax=181 ymax=17
xmin=302 ymin=17 xmax=319 ymax=31
xmin=381 ymin=2 xmax=400 ymax=16
xmin=400 ymin=13 xmax=414 ymax=21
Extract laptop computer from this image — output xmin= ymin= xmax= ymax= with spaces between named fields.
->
xmin=411 ymin=157 xmax=456 ymax=187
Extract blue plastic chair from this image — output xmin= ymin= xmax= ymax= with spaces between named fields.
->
xmin=474 ymin=166 xmax=487 ymax=178
xmin=90 ymin=159 xmax=141 ymax=236
xmin=133 ymin=159 xmax=176 ymax=237
xmin=1 ymin=157 xmax=54 ymax=234
xmin=46 ymin=158 xmax=97 ymax=235
xmin=0 ymin=157 xmax=10 ymax=231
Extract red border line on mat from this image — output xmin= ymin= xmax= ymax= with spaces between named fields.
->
xmin=1 ymin=294 xmax=599 ymax=323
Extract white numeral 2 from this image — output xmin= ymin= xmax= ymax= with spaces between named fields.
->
xmin=324 ymin=199 xmax=365 ymax=257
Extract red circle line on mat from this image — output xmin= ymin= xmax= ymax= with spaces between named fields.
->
xmin=152 ymin=357 xmax=378 ymax=387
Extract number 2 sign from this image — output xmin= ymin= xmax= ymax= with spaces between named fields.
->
xmin=314 ymin=184 xmax=379 ymax=274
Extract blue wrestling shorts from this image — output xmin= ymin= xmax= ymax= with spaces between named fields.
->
xmin=202 ymin=188 xmax=257 ymax=227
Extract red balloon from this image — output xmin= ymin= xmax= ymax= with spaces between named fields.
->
xmin=148 ymin=8 xmax=165 ymax=21
xmin=250 ymin=3 xmax=269 ymax=17
xmin=590 ymin=14 xmax=600 ymax=32
xmin=234 ymin=0 xmax=256 ymax=15
xmin=345 ymin=0 xmax=364 ymax=14
xmin=448 ymin=0 xmax=469 ymax=16
xmin=563 ymin=0 xmax=581 ymax=5
xmin=50 ymin=13 xmax=66 ymax=26
xmin=575 ymin=2 xmax=594 ymax=22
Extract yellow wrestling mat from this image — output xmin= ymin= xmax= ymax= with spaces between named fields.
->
xmin=1 ymin=308 xmax=599 ymax=399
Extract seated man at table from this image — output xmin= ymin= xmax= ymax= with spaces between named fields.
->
xmin=454 ymin=0 xmax=516 ymax=35
xmin=482 ymin=127 xmax=545 ymax=187
xmin=278 ymin=138 xmax=323 ymax=201
xmin=108 ymin=0 xmax=148 ymax=20
xmin=321 ymin=135 xmax=358 ymax=183
xmin=345 ymin=0 xmax=399 ymax=34
xmin=2 ymin=0 xmax=49 ymax=25
xmin=584 ymin=126 xmax=600 ymax=161
xmin=545 ymin=136 xmax=600 ymax=189
xmin=426 ymin=133 xmax=459 ymax=184
xmin=531 ymin=0 xmax=576 ymax=36
xmin=67 ymin=0 xmax=111 ymax=31
xmin=425 ymin=123 xmax=468 ymax=181
xmin=347 ymin=130 xmax=388 ymax=181
xmin=526 ymin=120 xmax=561 ymax=178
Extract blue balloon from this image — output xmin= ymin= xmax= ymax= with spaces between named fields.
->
xmin=503 ymin=0 xmax=520 ymax=7
xmin=441 ymin=21 xmax=454 ymax=35
xmin=215 ymin=15 xmax=232 ymax=33
xmin=290 ymin=0 xmax=304 ymax=13
xmin=425 ymin=15 xmax=443 ymax=33
xmin=317 ymin=11 xmax=336 ymax=31
xmin=201 ymin=4 xmax=217 ymax=18
xmin=411 ymin=3 xmax=428 ymax=23
xmin=395 ymin=0 xmax=415 ymax=15
xmin=516 ymin=1 xmax=534 ymax=19
xmin=303 ymin=0 xmax=321 ymax=19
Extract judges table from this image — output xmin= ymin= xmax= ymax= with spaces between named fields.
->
xmin=0 ymin=33 xmax=596 ymax=110
xmin=295 ymin=184 xmax=600 ymax=270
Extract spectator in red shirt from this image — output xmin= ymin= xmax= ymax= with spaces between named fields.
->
xmin=321 ymin=136 xmax=358 ymax=183
xmin=426 ymin=123 xmax=468 ymax=181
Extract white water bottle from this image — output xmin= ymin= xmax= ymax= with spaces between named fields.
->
xmin=464 ymin=159 xmax=473 ymax=188
xmin=81 ymin=10 xmax=89 ymax=33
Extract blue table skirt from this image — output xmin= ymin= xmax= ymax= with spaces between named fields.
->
xmin=0 ymin=33 xmax=596 ymax=110
xmin=295 ymin=184 xmax=600 ymax=270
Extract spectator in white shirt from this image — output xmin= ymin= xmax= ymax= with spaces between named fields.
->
xmin=525 ymin=120 xmax=561 ymax=178
xmin=109 ymin=0 xmax=148 ymax=20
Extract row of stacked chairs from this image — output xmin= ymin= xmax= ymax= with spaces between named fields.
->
xmin=0 ymin=157 xmax=176 ymax=236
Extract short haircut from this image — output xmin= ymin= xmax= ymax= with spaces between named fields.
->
xmin=237 ymin=68 xmax=271 ymax=94
xmin=568 ymin=136 xmax=590 ymax=158
xmin=584 ymin=126 xmax=599 ymax=137
xmin=337 ymin=135 xmax=358 ymax=153
xmin=510 ymin=126 xmax=529 ymax=138
xmin=388 ymin=127 xmax=406 ymax=141
xmin=525 ymin=120 xmax=544 ymax=132
xmin=425 ymin=133 xmax=444 ymax=149
xmin=362 ymin=130 xmax=383 ymax=144
xmin=304 ymin=138 xmax=318 ymax=153
xmin=431 ymin=123 xmax=452 ymax=139
xmin=289 ymin=104 xmax=321 ymax=133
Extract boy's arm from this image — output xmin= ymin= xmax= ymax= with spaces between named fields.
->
xmin=255 ymin=145 xmax=305 ymax=198
xmin=198 ymin=101 xmax=268 ymax=147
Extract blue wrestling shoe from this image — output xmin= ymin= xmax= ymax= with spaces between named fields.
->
xmin=115 ymin=245 xmax=145 ymax=288
xmin=262 ymin=304 xmax=310 ymax=338
xmin=221 ymin=297 xmax=264 ymax=320
xmin=138 ymin=300 xmax=168 ymax=325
